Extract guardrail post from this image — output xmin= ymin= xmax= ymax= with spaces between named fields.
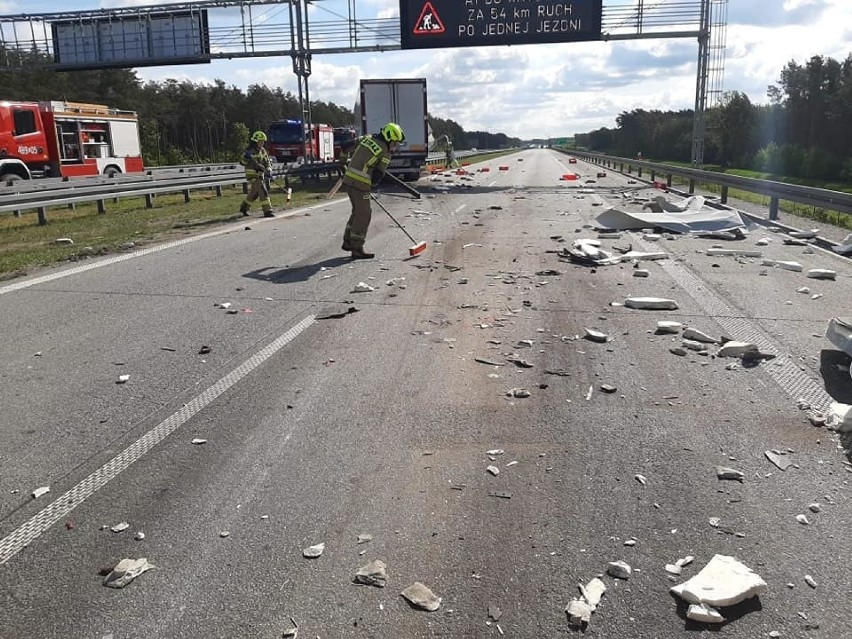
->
xmin=721 ymin=185 xmax=729 ymax=204
xmin=97 ymin=199 xmax=106 ymax=214
xmin=215 ymin=185 xmax=223 ymax=197
xmin=688 ymin=179 xmax=695 ymax=194
xmin=145 ymin=194 xmax=155 ymax=208
xmin=67 ymin=203 xmax=76 ymax=211
xmin=650 ymin=170 xmax=656 ymax=181
xmin=37 ymin=207 xmax=48 ymax=226
xmin=183 ymin=189 xmax=191 ymax=203
xmin=666 ymin=174 xmax=672 ymax=187
xmin=242 ymin=182 xmax=248 ymax=194
xmin=769 ymin=196 xmax=779 ymax=220
xmin=620 ymin=163 xmax=624 ymax=172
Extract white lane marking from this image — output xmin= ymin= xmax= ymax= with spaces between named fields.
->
xmin=0 ymin=199 xmax=346 ymax=296
xmin=552 ymin=156 xmax=567 ymax=169
xmin=488 ymin=181 xmax=497 ymax=187
xmin=0 ymin=314 xmax=316 ymax=565
xmin=454 ymin=204 xmax=467 ymax=213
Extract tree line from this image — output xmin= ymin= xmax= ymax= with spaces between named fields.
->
xmin=0 ymin=47 xmax=520 ymax=166
xmin=574 ymin=53 xmax=852 ymax=181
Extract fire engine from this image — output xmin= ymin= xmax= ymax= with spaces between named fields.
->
xmin=0 ymin=100 xmax=145 ymax=182
xmin=266 ymin=119 xmax=334 ymax=164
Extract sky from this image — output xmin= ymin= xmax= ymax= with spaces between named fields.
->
xmin=3 ymin=0 xmax=851 ymax=139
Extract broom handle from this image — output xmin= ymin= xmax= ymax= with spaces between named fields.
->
xmin=370 ymin=194 xmax=418 ymax=245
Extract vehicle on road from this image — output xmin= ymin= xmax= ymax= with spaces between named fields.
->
xmin=0 ymin=100 xmax=144 ymax=182
xmin=357 ymin=78 xmax=428 ymax=182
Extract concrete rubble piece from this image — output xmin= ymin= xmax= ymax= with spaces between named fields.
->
xmin=826 ymin=318 xmax=852 ymax=357
xmin=354 ymin=559 xmax=388 ymax=587
xmin=671 ymin=554 xmax=767 ymax=610
xmin=401 ymin=582 xmax=441 ymax=611
xmin=625 ymin=297 xmax=679 ymax=310
xmin=103 ymin=557 xmax=154 ymax=589
xmin=595 ymin=195 xmax=747 ymax=234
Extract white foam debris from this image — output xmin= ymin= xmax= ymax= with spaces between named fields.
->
xmin=807 ymin=269 xmax=836 ymax=281
xmin=687 ymin=603 xmax=725 ymax=624
xmin=761 ymin=259 xmax=803 ymax=272
xmin=671 ymin=555 xmax=767 ymax=607
xmin=657 ymin=321 xmax=683 ymax=334
xmin=624 ymin=297 xmax=679 ymax=310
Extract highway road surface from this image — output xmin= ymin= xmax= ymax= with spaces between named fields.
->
xmin=1 ymin=149 xmax=851 ymax=638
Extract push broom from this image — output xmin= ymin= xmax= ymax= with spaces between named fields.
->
xmin=370 ymin=194 xmax=427 ymax=257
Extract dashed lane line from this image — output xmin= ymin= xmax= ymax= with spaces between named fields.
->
xmin=0 ymin=314 xmax=316 ymax=565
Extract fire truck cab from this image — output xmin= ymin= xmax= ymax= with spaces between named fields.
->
xmin=0 ymin=100 xmax=144 ymax=182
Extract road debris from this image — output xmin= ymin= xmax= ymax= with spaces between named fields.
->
xmin=354 ymin=559 xmax=387 ymax=587
xmin=281 ymin=617 xmax=299 ymax=637
xmin=682 ymin=327 xmax=718 ymax=343
xmin=804 ymin=575 xmax=818 ymax=589
xmin=506 ymin=388 xmax=531 ymax=399
xmin=191 ymin=438 xmax=207 ymax=445
xmin=302 ymin=542 xmax=325 ymax=558
xmin=705 ymin=248 xmax=764 ymax=258
xmin=717 ymin=341 xmax=759 ymax=358
xmin=111 ymin=522 xmax=130 ymax=533
xmin=583 ymin=328 xmax=609 ymax=343
xmin=826 ymin=318 xmax=852 ymax=356
xmin=624 ymin=297 xmax=679 ymax=310
xmin=600 ymin=384 xmax=617 ymax=393
xmin=715 ymin=466 xmax=745 ymax=481
xmin=351 ymin=282 xmax=375 ymax=293
xmin=826 ymin=402 xmax=852 ymax=432
xmin=487 ymin=603 xmax=503 ymax=621
xmin=487 ymin=465 xmax=500 ymax=476
xmin=401 ymin=582 xmax=441 ymax=611
xmin=807 ymin=269 xmax=837 ymax=280
xmin=761 ymin=259 xmax=803 ymax=272
xmin=634 ymin=474 xmax=647 ymax=485
xmin=116 ymin=374 xmax=130 ymax=384
xmin=607 ymin=561 xmax=632 ymax=579
xmin=565 ymin=599 xmax=592 ymax=627
xmin=687 ymin=602 xmax=725 ymax=624
xmin=796 ymin=514 xmax=810 ymax=525
xmin=357 ymin=534 xmax=373 ymax=544
xmin=32 ymin=486 xmax=50 ymax=499
xmin=597 ymin=196 xmax=746 ymax=233
xmin=765 ymin=450 xmax=792 ymax=471
xmin=657 ymin=321 xmax=684 ymax=334
xmin=671 ymin=554 xmax=767 ymax=609
xmin=134 ymin=531 xmax=145 ymax=541
xmin=475 ymin=357 xmax=506 ymax=366
xmin=103 ymin=557 xmax=154 ymax=589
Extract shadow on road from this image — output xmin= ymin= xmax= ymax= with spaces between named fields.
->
xmin=819 ymin=349 xmax=852 ymax=403
xmin=243 ymin=256 xmax=352 ymax=284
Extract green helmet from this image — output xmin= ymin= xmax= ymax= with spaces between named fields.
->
xmin=251 ymin=131 xmax=268 ymax=143
xmin=380 ymin=122 xmax=405 ymax=143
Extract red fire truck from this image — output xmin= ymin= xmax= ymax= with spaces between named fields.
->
xmin=266 ymin=119 xmax=334 ymax=164
xmin=0 ymin=100 xmax=145 ymax=182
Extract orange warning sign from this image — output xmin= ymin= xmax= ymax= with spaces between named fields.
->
xmin=413 ymin=2 xmax=445 ymax=35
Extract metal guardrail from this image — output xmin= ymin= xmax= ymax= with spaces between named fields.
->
xmin=565 ymin=150 xmax=852 ymax=219
xmin=1 ymin=150 xmax=515 ymax=225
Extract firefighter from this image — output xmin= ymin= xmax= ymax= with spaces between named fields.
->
xmin=340 ymin=122 xmax=404 ymax=259
xmin=239 ymin=130 xmax=275 ymax=218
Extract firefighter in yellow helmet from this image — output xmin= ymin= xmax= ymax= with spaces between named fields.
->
xmin=239 ymin=130 xmax=275 ymax=218
xmin=340 ymin=122 xmax=405 ymax=259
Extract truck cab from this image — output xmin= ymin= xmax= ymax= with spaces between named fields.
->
xmin=0 ymin=102 xmax=49 ymax=181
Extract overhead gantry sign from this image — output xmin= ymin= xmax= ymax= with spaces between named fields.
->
xmin=400 ymin=0 xmax=602 ymax=49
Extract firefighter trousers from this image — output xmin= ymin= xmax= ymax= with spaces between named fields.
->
xmin=343 ymin=187 xmax=372 ymax=250
xmin=242 ymin=177 xmax=272 ymax=214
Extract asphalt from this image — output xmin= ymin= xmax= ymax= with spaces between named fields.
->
xmin=0 ymin=150 xmax=850 ymax=638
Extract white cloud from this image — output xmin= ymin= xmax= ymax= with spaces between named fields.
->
xmin=116 ymin=0 xmax=851 ymax=138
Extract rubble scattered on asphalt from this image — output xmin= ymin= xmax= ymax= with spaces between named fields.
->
xmin=825 ymin=318 xmax=852 ymax=356
xmin=761 ymin=259 xmax=803 ymax=272
xmin=804 ymin=575 xmax=818 ymax=588
xmin=487 ymin=465 xmax=500 ymax=476
xmin=607 ymin=561 xmax=632 ymax=579
xmin=633 ymin=269 xmax=650 ymax=277
xmin=657 ymin=321 xmax=684 ymax=334
xmin=796 ymin=514 xmax=810 ymax=525
xmin=765 ymin=450 xmax=793 ymax=471
xmin=634 ymin=474 xmax=647 ymax=485
xmin=682 ymin=327 xmax=718 ymax=343
xmin=624 ymin=297 xmax=679 ymax=310
xmin=302 ymin=542 xmax=325 ymax=558
xmin=103 ymin=557 xmax=154 ymax=589
xmin=32 ymin=486 xmax=50 ymax=499
xmin=116 ymin=374 xmax=130 ymax=384
xmin=715 ymin=466 xmax=745 ymax=481
xmin=583 ymin=328 xmax=609 ymax=343
xmin=687 ymin=602 xmax=726 ymax=624
xmin=826 ymin=402 xmax=852 ymax=432
xmin=401 ymin=582 xmax=441 ymax=611
xmin=354 ymin=559 xmax=387 ymax=587
xmin=671 ymin=555 xmax=767 ymax=615
xmin=705 ymin=248 xmax=763 ymax=258
xmin=191 ymin=438 xmax=207 ymax=445
xmin=351 ymin=282 xmax=375 ymax=293
xmin=716 ymin=341 xmax=758 ymax=358
xmin=280 ymin=617 xmax=299 ymax=637
xmin=833 ymin=233 xmax=852 ymax=255
xmin=807 ymin=269 xmax=836 ymax=281
xmin=596 ymin=195 xmax=747 ymax=234
xmin=507 ymin=388 xmax=531 ymax=399
xmin=111 ymin=522 xmax=130 ymax=533
xmin=565 ymin=598 xmax=592 ymax=627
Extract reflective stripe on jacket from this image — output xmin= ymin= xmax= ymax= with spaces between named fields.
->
xmin=342 ymin=135 xmax=391 ymax=191
xmin=240 ymin=144 xmax=271 ymax=179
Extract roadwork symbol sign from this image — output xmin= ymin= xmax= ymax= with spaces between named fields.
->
xmin=413 ymin=2 xmax=445 ymax=35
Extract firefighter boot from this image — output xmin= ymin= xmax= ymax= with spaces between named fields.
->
xmin=263 ymin=210 xmax=275 ymax=218
xmin=239 ymin=202 xmax=250 ymax=216
xmin=351 ymin=248 xmax=375 ymax=260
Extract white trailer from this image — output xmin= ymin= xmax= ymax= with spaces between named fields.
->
xmin=358 ymin=78 xmax=428 ymax=182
